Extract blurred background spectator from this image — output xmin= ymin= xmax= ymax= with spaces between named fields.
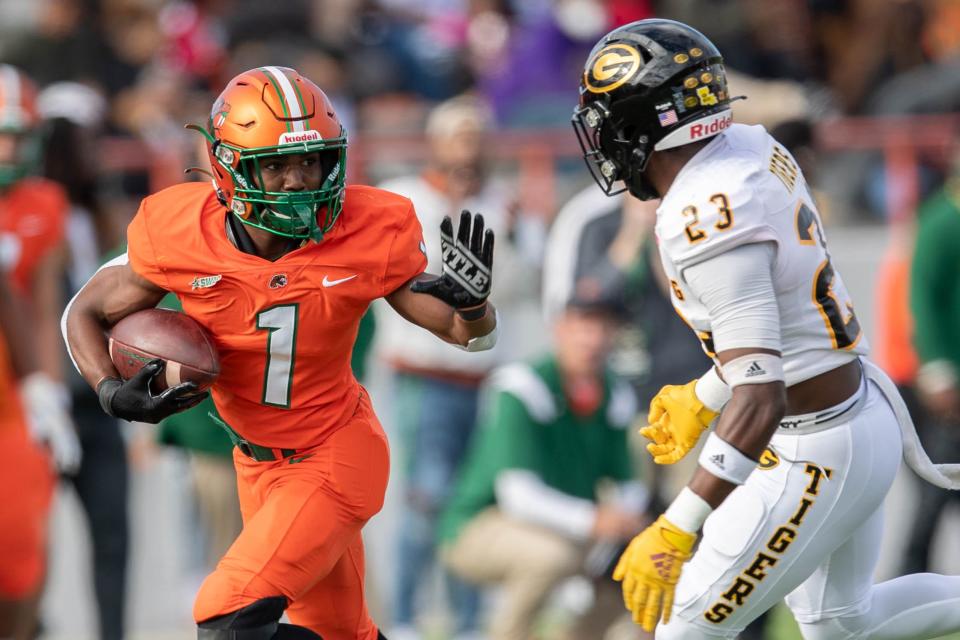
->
xmin=373 ymin=93 xmax=542 ymax=639
xmin=0 ymin=0 xmax=954 ymax=637
xmin=439 ymin=288 xmax=648 ymax=640
xmin=905 ymin=158 xmax=960 ymax=576
xmin=40 ymin=81 xmax=130 ymax=640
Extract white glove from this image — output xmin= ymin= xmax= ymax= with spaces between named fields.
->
xmin=20 ymin=372 xmax=82 ymax=474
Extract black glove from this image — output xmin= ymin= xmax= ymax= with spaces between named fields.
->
xmin=411 ymin=210 xmax=494 ymax=320
xmin=97 ymin=359 xmax=208 ymax=424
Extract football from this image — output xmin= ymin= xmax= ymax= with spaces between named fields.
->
xmin=108 ymin=308 xmax=220 ymax=393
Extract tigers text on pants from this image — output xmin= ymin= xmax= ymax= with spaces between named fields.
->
xmin=657 ymin=378 xmax=960 ymax=639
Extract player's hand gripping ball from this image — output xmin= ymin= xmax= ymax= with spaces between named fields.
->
xmin=411 ymin=209 xmax=494 ymax=320
xmin=641 ymin=379 xmax=718 ymax=464
xmin=614 ymin=515 xmax=698 ymax=632
xmin=100 ymin=308 xmax=219 ymax=423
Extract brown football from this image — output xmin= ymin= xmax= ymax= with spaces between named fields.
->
xmin=108 ymin=308 xmax=220 ymax=393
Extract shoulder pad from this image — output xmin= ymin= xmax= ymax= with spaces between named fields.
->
xmin=657 ymin=151 xmax=776 ymax=268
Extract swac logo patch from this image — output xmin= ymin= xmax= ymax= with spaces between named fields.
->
xmin=584 ymin=43 xmax=642 ymax=94
xmin=269 ymin=273 xmax=288 ymax=289
xmin=190 ymin=274 xmax=222 ymax=290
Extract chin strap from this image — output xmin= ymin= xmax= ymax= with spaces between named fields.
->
xmin=226 ymin=211 xmax=260 ymax=255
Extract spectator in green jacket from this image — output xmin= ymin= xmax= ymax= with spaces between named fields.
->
xmin=440 ymin=287 xmax=652 ymax=640
xmin=906 ymin=175 xmax=960 ymax=573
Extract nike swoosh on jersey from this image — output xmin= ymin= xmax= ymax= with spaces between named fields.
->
xmin=322 ymin=274 xmax=357 ymax=287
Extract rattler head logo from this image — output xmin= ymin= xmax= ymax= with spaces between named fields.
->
xmin=584 ymin=43 xmax=642 ymax=94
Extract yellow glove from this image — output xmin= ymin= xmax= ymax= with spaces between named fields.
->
xmin=639 ymin=380 xmax=718 ymax=464
xmin=613 ymin=515 xmax=697 ymax=632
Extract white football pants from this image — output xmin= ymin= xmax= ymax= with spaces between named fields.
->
xmin=656 ymin=378 xmax=960 ymax=639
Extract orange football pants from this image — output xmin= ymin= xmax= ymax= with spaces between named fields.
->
xmin=193 ymin=391 xmax=390 ymax=640
xmin=0 ymin=423 xmax=54 ymax=598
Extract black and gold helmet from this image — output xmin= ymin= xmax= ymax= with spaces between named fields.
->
xmin=573 ymin=19 xmax=735 ymax=200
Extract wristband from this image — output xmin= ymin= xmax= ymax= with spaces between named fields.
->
xmin=697 ymin=432 xmax=758 ymax=485
xmin=457 ymin=303 xmax=488 ymax=322
xmin=459 ymin=309 xmax=499 ymax=353
xmin=96 ymin=377 xmax=122 ymax=418
xmin=664 ymin=487 xmax=713 ymax=534
xmin=695 ymin=366 xmax=732 ymax=412
xmin=721 ymin=353 xmax=784 ymax=388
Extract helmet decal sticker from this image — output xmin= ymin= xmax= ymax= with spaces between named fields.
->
xmin=278 ymin=130 xmax=322 ymax=145
xmin=261 ymin=66 xmax=307 ymax=132
xmin=584 ymin=43 xmax=642 ymax=94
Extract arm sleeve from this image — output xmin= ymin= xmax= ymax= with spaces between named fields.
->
xmin=682 ymin=242 xmax=781 ymax=353
xmin=382 ymin=202 xmax=427 ymax=296
xmin=911 ymin=201 xmax=958 ymax=365
xmin=495 ymin=470 xmax=597 ymax=541
xmin=126 ymin=200 xmax=172 ymax=291
xmin=485 ymin=386 xmax=596 ymax=540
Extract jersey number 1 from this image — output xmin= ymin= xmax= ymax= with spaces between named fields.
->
xmin=257 ymin=304 xmax=299 ymax=407
xmin=795 ymin=204 xmax=861 ymax=349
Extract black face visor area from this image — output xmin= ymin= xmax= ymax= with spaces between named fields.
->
xmin=572 ymin=98 xmax=628 ymax=197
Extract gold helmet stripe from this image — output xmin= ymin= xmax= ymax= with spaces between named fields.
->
xmin=262 ymin=66 xmax=305 ymax=132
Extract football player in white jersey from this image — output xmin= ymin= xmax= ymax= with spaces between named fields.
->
xmin=572 ymin=19 xmax=960 ymax=639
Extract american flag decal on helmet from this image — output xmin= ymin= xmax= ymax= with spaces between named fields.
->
xmin=658 ymin=109 xmax=679 ymax=127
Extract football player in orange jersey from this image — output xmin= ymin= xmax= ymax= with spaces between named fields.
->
xmin=64 ymin=67 xmax=498 ymax=640
xmin=0 ymin=270 xmax=58 ymax=640
xmin=0 ymin=66 xmax=79 ymax=639
xmin=0 ymin=64 xmax=80 ymax=475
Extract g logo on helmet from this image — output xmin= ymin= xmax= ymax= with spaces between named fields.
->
xmin=584 ymin=43 xmax=642 ymax=94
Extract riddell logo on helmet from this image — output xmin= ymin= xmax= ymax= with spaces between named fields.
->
xmin=279 ymin=130 xmax=321 ymax=145
xmin=688 ymin=113 xmax=732 ymax=141
xmin=653 ymin=109 xmax=733 ymax=151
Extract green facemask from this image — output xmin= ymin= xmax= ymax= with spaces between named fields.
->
xmin=196 ymin=125 xmax=348 ymax=242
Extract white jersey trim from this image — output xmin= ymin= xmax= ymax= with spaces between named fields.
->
xmin=61 ymin=252 xmax=130 ymax=374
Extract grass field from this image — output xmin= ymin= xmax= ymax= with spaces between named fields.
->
xmin=767 ymin=603 xmax=960 ymax=640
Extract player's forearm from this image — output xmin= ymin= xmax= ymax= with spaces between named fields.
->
xmin=689 ymin=383 xmax=785 ymax=509
xmin=63 ymin=262 xmax=168 ymax=390
xmin=64 ymin=292 xmax=121 ymax=390
xmin=388 ymin=276 xmax=497 ymax=347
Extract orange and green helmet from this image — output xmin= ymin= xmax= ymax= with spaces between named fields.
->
xmin=197 ymin=66 xmax=347 ymax=242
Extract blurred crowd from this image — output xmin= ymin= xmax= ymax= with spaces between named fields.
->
xmin=1 ymin=0 xmax=960 ymax=639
